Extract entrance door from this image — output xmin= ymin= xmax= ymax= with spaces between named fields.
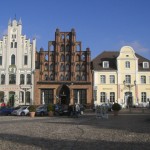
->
xmin=125 ymin=92 xmax=132 ymax=107
xmin=9 ymin=91 xmax=15 ymax=107
xmin=59 ymin=85 xmax=70 ymax=105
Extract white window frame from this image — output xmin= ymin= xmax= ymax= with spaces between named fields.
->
xmin=110 ymin=75 xmax=115 ymax=84
xmin=100 ymin=75 xmax=106 ymax=84
xmin=143 ymin=62 xmax=149 ymax=69
xmin=103 ymin=61 xmax=109 ymax=68
xmin=141 ymin=76 xmax=146 ymax=84
xmin=125 ymin=61 xmax=130 ymax=68
xmin=125 ymin=75 xmax=131 ymax=84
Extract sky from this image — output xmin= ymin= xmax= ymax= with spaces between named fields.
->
xmin=0 ymin=0 xmax=150 ymax=60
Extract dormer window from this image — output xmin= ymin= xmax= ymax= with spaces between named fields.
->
xmin=143 ymin=62 xmax=149 ymax=69
xmin=103 ymin=61 xmax=109 ymax=68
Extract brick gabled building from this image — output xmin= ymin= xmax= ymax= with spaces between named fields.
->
xmin=34 ymin=29 xmax=92 ymax=106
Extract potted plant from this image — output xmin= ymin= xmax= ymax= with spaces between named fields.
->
xmin=112 ymin=103 xmax=121 ymax=116
xmin=28 ymin=105 xmax=36 ymax=118
xmin=47 ymin=103 xmax=54 ymax=117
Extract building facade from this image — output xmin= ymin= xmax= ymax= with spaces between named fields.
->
xmin=0 ymin=19 xmax=36 ymax=106
xmin=34 ymin=28 xmax=92 ymax=106
xmin=92 ymin=46 xmax=150 ymax=107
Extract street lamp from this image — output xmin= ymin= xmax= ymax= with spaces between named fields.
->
xmin=19 ymin=84 xmax=32 ymax=105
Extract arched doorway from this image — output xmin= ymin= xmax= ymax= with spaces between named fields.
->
xmin=58 ymin=84 xmax=70 ymax=105
xmin=9 ymin=91 xmax=15 ymax=107
xmin=124 ymin=92 xmax=133 ymax=108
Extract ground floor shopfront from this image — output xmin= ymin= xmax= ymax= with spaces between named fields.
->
xmin=34 ymin=82 xmax=92 ymax=107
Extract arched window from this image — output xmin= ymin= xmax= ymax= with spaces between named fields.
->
xmin=9 ymin=74 xmax=16 ymax=84
xmin=66 ymin=45 xmax=70 ymax=51
xmin=66 ymin=74 xmax=69 ymax=81
xmin=66 ymin=35 xmax=69 ymax=40
xmin=81 ymin=54 xmax=85 ymax=61
xmin=60 ymin=54 xmax=65 ymax=62
xmin=61 ymin=44 xmax=65 ymax=51
xmin=45 ymin=74 xmax=48 ymax=80
xmin=60 ymin=64 xmax=65 ymax=71
xmin=20 ymin=74 xmax=25 ymax=84
xmin=50 ymin=63 xmax=54 ymax=71
xmin=76 ymin=64 xmax=80 ymax=71
xmin=76 ymin=55 xmax=80 ymax=61
xmin=81 ymin=64 xmax=85 ymax=71
xmin=66 ymin=54 xmax=70 ymax=62
xmin=50 ymin=54 xmax=54 ymax=61
xmin=45 ymin=54 xmax=48 ymax=61
xmin=76 ymin=75 xmax=80 ymax=81
xmin=11 ymin=54 xmax=15 ymax=65
xmin=81 ymin=74 xmax=86 ymax=81
xmin=60 ymin=75 xmax=64 ymax=81
xmin=66 ymin=64 xmax=69 ymax=71
xmin=50 ymin=74 xmax=54 ymax=80
xmin=76 ymin=45 xmax=80 ymax=51
xmin=45 ymin=63 xmax=48 ymax=70
xmin=1 ymin=74 xmax=5 ymax=84
xmin=50 ymin=45 xmax=54 ymax=51
xmin=27 ymin=74 xmax=31 ymax=84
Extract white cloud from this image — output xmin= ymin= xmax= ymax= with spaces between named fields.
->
xmin=120 ymin=40 xmax=148 ymax=52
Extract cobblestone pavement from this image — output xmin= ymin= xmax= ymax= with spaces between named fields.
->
xmin=0 ymin=109 xmax=150 ymax=150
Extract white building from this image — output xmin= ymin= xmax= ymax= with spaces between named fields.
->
xmin=0 ymin=18 xmax=36 ymax=106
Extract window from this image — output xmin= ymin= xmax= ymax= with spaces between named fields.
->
xmin=94 ymin=90 xmax=97 ymax=101
xmin=143 ymin=62 xmax=149 ymax=68
xmin=76 ymin=55 xmax=80 ymax=61
xmin=20 ymin=91 xmax=24 ymax=103
xmin=100 ymin=92 xmax=106 ymax=102
xmin=141 ymin=92 xmax=146 ymax=102
xmin=9 ymin=74 xmax=16 ymax=84
xmin=45 ymin=74 xmax=48 ymax=80
xmin=12 ymin=34 xmax=16 ymax=38
xmin=66 ymin=54 xmax=70 ymax=62
xmin=110 ymin=75 xmax=115 ymax=84
xmin=100 ymin=75 xmax=106 ymax=83
xmin=81 ymin=64 xmax=86 ymax=71
xmin=50 ymin=64 xmax=54 ymax=71
xmin=141 ymin=76 xmax=146 ymax=84
xmin=81 ymin=74 xmax=86 ymax=81
xmin=81 ymin=54 xmax=85 ymax=61
xmin=45 ymin=63 xmax=48 ymax=70
xmin=20 ymin=74 xmax=24 ymax=84
xmin=66 ymin=74 xmax=69 ymax=81
xmin=24 ymin=56 xmax=28 ymax=65
xmin=11 ymin=54 xmax=15 ymax=65
xmin=103 ymin=61 xmax=109 ymax=68
xmin=41 ymin=89 xmax=54 ymax=104
xmin=11 ymin=42 xmax=13 ymax=48
xmin=60 ymin=64 xmax=65 ymax=71
xmin=66 ymin=45 xmax=70 ymax=51
xmin=14 ymin=42 xmax=17 ymax=48
xmin=110 ymin=92 xmax=115 ymax=102
xmin=76 ymin=75 xmax=80 ymax=81
xmin=76 ymin=64 xmax=80 ymax=71
xmin=73 ymin=89 xmax=87 ymax=104
xmin=1 ymin=74 xmax=5 ymax=84
xmin=0 ymin=56 xmax=2 ymax=65
xmin=27 ymin=74 xmax=31 ymax=84
xmin=61 ymin=45 xmax=65 ymax=51
xmin=50 ymin=74 xmax=54 ymax=80
xmin=60 ymin=54 xmax=65 ymax=62
xmin=125 ymin=75 xmax=131 ymax=84
xmin=60 ymin=75 xmax=64 ymax=81
xmin=76 ymin=45 xmax=80 ymax=51
xmin=125 ymin=61 xmax=130 ymax=68
xmin=66 ymin=64 xmax=69 ymax=71
xmin=26 ymin=91 xmax=30 ymax=103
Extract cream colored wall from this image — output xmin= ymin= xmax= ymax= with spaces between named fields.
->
xmin=93 ymin=46 xmax=150 ymax=107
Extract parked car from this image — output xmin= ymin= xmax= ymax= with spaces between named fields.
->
xmin=35 ymin=105 xmax=48 ymax=116
xmin=0 ymin=107 xmax=14 ymax=116
xmin=11 ymin=105 xmax=30 ymax=116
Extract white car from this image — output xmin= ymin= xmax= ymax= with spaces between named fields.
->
xmin=11 ymin=106 xmax=30 ymax=116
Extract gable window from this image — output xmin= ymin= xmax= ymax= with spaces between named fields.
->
xmin=11 ymin=54 xmax=15 ymax=65
xmin=100 ymin=75 xmax=106 ymax=83
xmin=24 ymin=55 xmax=28 ymax=65
xmin=103 ymin=61 xmax=109 ymax=68
xmin=125 ymin=75 xmax=131 ymax=84
xmin=125 ymin=61 xmax=130 ymax=68
xmin=143 ymin=62 xmax=149 ymax=68
xmin=141 ymin=76 xmax=146 ymax=84
xmin=0 ymin=56 xmax=2 ymax=65
xmin=110 ymin=75 xmax=115 ymax=84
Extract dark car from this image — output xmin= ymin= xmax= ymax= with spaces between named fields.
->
xmin=35 ymin=105 xmax=48 ymax=116
xmin=0 ymin=107 xmax=14 ymax=115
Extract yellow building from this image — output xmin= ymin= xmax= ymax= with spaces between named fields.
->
xmin=92 ymin=46 xmax=150 ymax=108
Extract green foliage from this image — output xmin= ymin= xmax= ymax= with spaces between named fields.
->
xmin=47 ymin=103 xmax=54 ymax=112
xmin=28 ymin=105 xmax=36 ymax=112
xmin=112 ymin=103 xmax=121 ymax=111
